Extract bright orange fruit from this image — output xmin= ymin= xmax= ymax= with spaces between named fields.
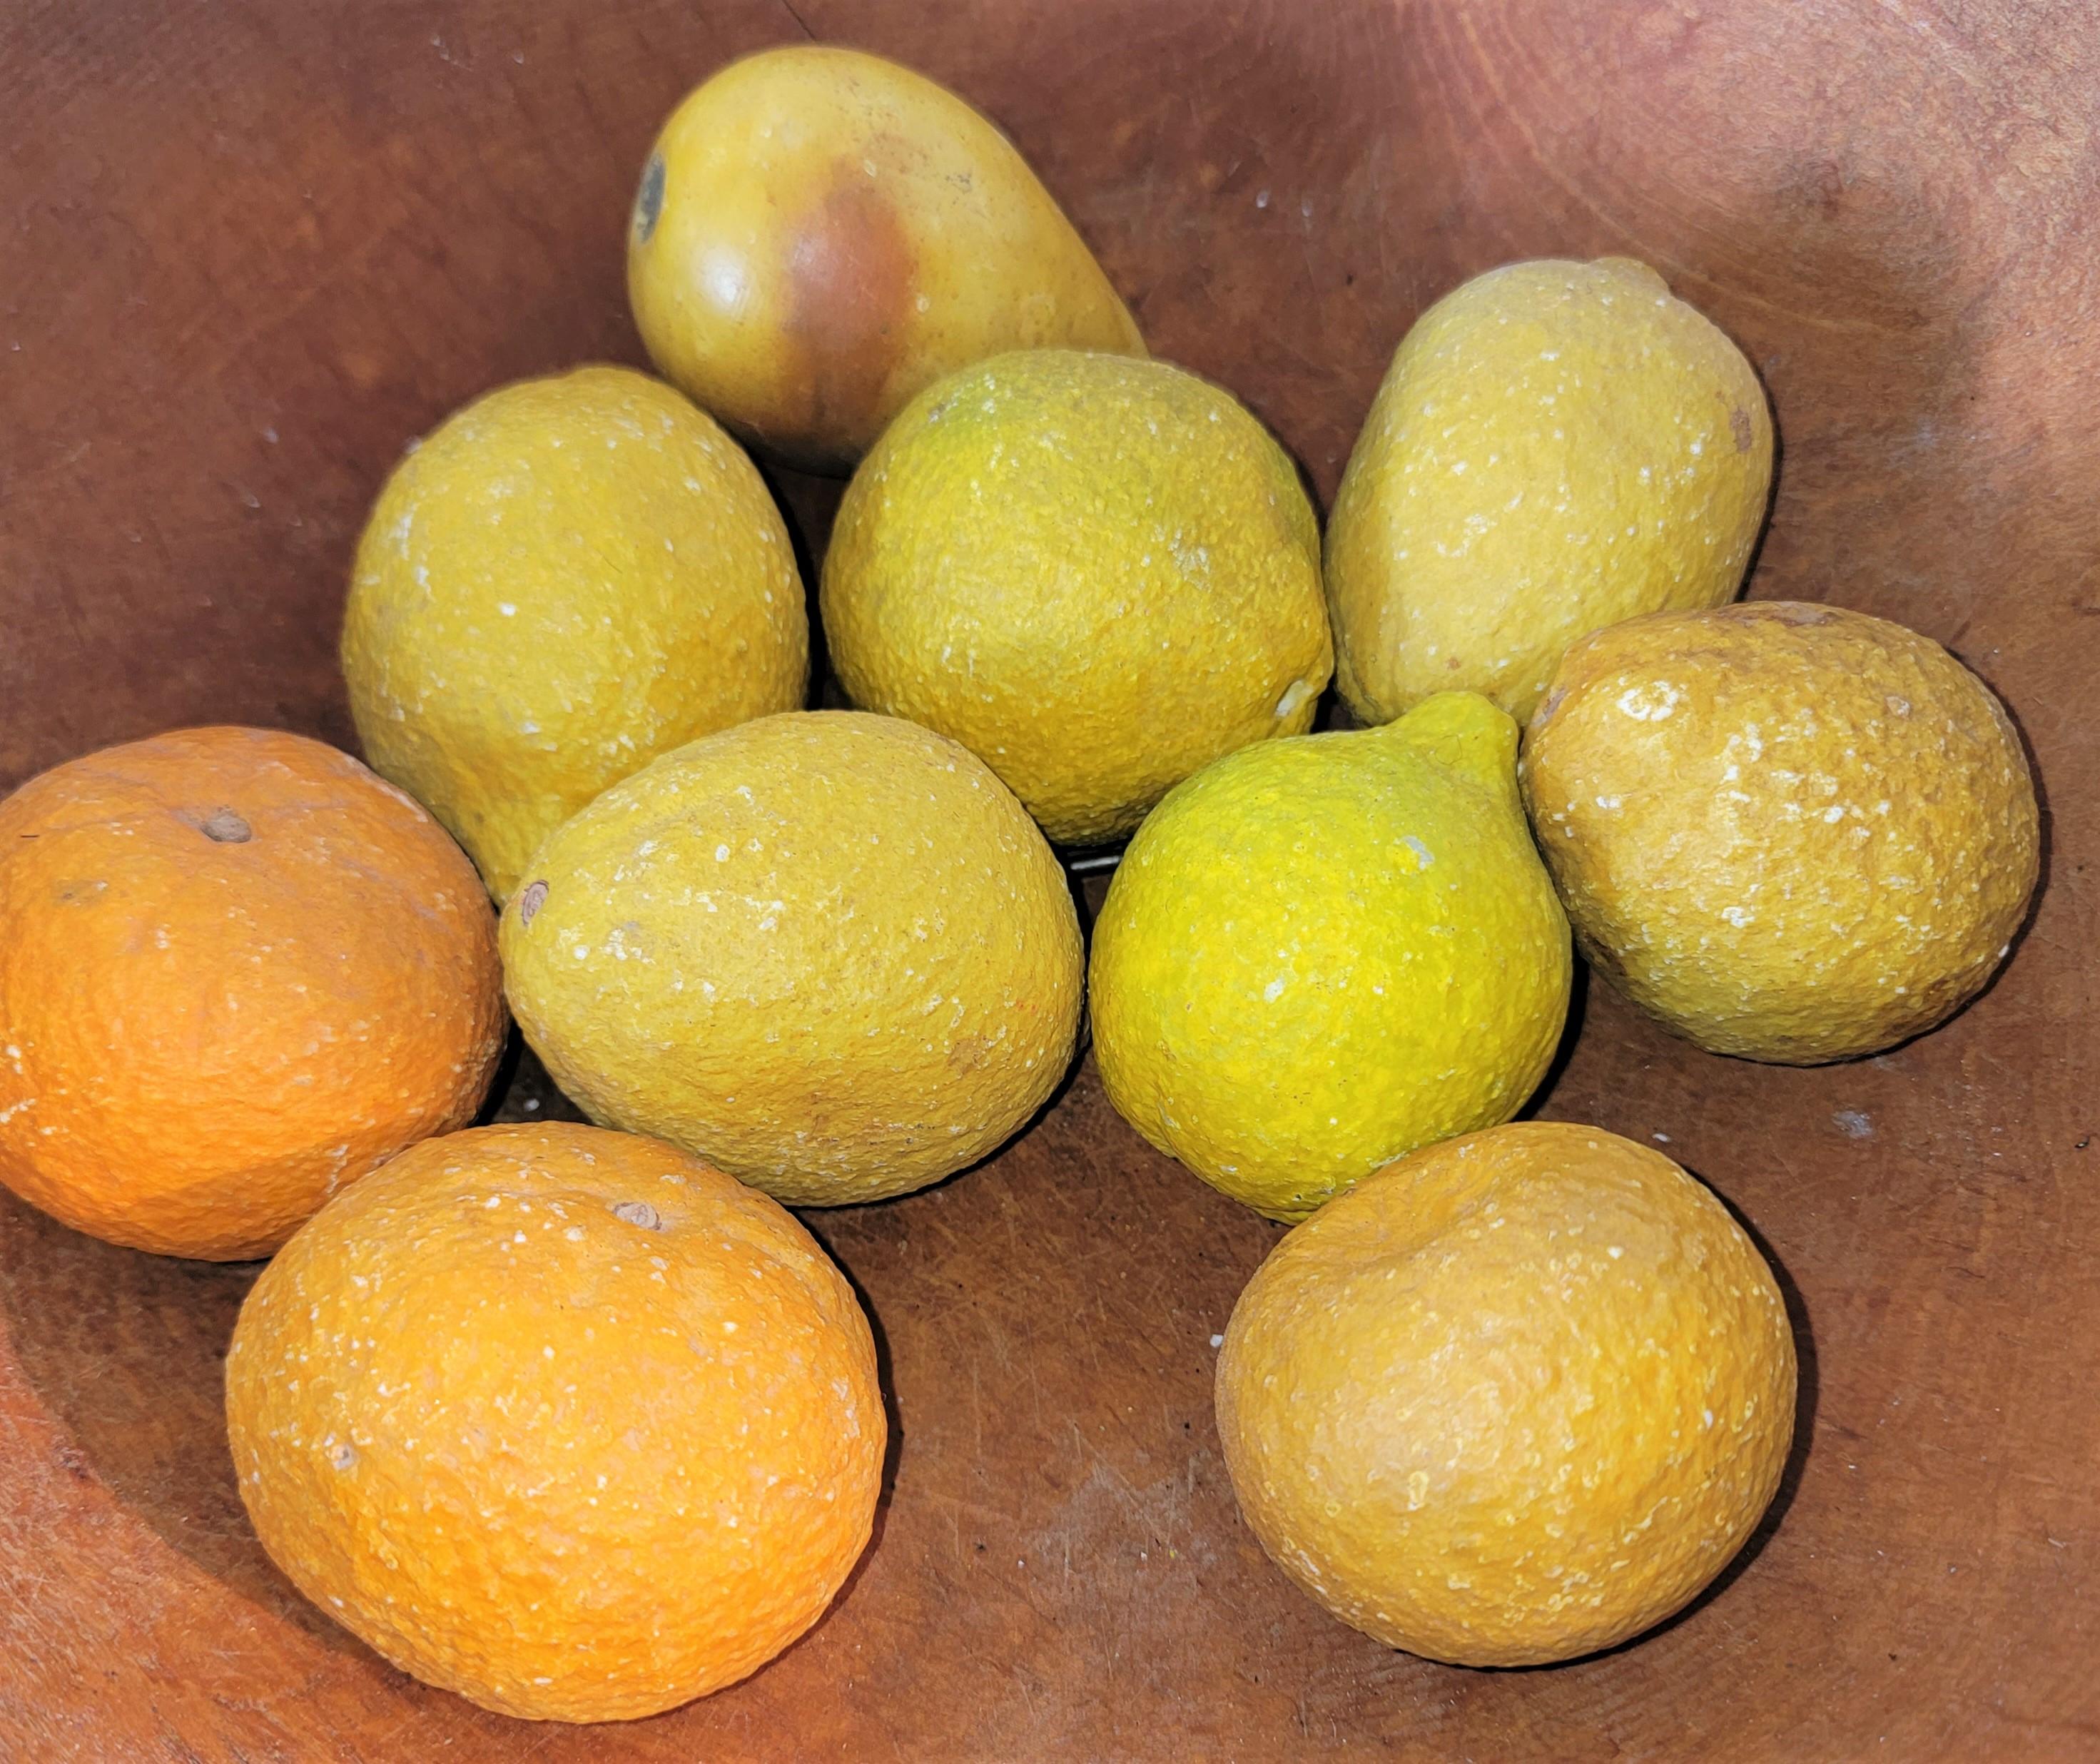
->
xmin=225 ymin=1122 xmax=886 ymax=1722
xmin=0 ymin=726 xmax=503 ymax=1258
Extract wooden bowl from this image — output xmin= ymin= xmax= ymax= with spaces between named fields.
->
xmin=4 ymin=2 xmax=2093 ymax=1755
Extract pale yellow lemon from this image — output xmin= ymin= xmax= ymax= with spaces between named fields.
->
xmin=342 ymin=365 xmax=805 ymax=903
xmin=500 ymin=711 xmax=1082 ymax=1205
xmin=1327 ymin=257 xmax=1772 ymax=726
xmin=823 ymin=349 xmax=1331 ymax=847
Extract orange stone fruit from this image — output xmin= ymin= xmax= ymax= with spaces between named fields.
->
xmin=1216 ymin=1122 xmax=1796 ymax=1666
xmin=0 ymin=726 xmax=503 ymax=1259
xmin=225 ymin=1122 xmax=886 ymax=1722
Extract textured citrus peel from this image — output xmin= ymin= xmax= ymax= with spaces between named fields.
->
xmin=1326 ymin=255 xmax=1772 ymax=727
xmin=0 ymin=726 xmax=503 ymax=1259
xmin=1091 ymin=691 xmax=1570 ymax=1220
xmin=501 ymin=711 xmax=1083 ymax=1205
xmin=1520 ymin=600 xmax=2039 ymax=1062
xmin=226 ymin=1122 xmax=884 ymax=1723
xmin=821 ymin=348 xmax=1332 ymax=846
xmin=342 ymin=364 xmax=807 ymax=903
xmin=1216 ymin=1122 xmax=1796 ymax=1666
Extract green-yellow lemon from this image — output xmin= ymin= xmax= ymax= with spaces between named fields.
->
xmin=823 ymin=349 xmax=1331 ymax=847
xmin=1326 ymin=257 xmax=1772 ymax=726
xmin=1521 ymin=600 xmax=2040 ymax=1063
xmin=500 ymin=711 xmax=1082 ymax=1205
xmin=1090 ymin=692 xmax=1569 ymax=1220
xmin=1216 ymin=1122 xmax=1796 ymax=1666
xmin=342 ymin=365 xmax=806 ymax=903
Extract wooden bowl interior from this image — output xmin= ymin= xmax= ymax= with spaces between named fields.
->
xmin=2 ymin=1 xmax=2094 ymax=1755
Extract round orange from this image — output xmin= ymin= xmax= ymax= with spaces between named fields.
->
xmin=225 ymin=1122 xmax=885 ymax=1722
xmin=0 ymin=726 xmax=504 ymax=1258
xmin=1216 ymin=1122 xmax=1795 ymax=1666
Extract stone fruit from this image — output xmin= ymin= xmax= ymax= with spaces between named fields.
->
xmin=0 ymin=726 xmax=503 ymax=1259
xmin=342 ymin=365 xmax=806 ymax=903
xmin=226 ymin=1122 xmax=883 ymax=1720
xmin=1090 ymin=692 xmax=1568 ymax=1220
xmin=823 ymin=349 xmax=1331 ymax=846
xmin=628 ymin=46 xmax=1145 ymax=472
xmin=1216 ymin=1122 xmax=1796 ymax=1666
xmin=1326 ymin=256 xmax=1772 ymax=726
xmin=1521 ymin=600 xmax=2040 ymax=1063
xmin=502 ymin=711 xmax=1082 ymax=1205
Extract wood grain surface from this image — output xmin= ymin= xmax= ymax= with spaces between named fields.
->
xmin=3 ymin=0 xmax=2096 ymax=1756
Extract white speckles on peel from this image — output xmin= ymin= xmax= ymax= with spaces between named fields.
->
xmin=1403 ymin=835 xmax=1434 ymax=868
xmin=1615 ymin=683 xmax=1681 ymax=721
xmin=1263 ymin=978 xmax=1286 ymax=1002
xmin=498 ymin=602 xmax=517 ymax=617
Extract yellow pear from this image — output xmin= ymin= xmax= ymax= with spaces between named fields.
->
xmin=628 ymin=46 xmax=1144 ymax=472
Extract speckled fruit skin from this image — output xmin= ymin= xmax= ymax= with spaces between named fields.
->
xmin=1216 ymin=1122 xmax=1796 ymax=1668
xmin=0 ymin=727 xmax=504 ymax=1259
xmin=1521 ymin=601 xmax=2040 ymax=1063
xmin=823 ymin=349 xmax=1333 ymax=847
xmin=1326 ymin=257 xmax=1772 ymax=727
xmin=342 ymin=365 xmax=806 ymax=904
xmin=628 ymin=46 xmax=1145 ymax=474
xmin=1090 ymin=693 xmax=1569 ymax=1221
xmin=502 ymin=711 xmax=1082 ymax=1205
xmin=225 ymin=1122 xmax=883 ymax=1722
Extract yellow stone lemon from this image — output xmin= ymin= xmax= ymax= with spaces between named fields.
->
xmin=823 ymin=349 xmax=1331 ymax=847
xmin=1326 ymin=257 xmax=1772 ymax=726
xmin=500 ymin=711 xmax=1082 ymax=1205
xmin=342 ymin=365 xmax=806 ymax=903
xmin=1090 ymin=693 xmax=1569 ymax=1220
xmin=628 ymin=46 xmax=1144 ymax=472
xmin=1521 ymin=600 xmax=2040 ymax=1063
xmin=1216 ymin=1122 xmax=1796 ymax=1666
